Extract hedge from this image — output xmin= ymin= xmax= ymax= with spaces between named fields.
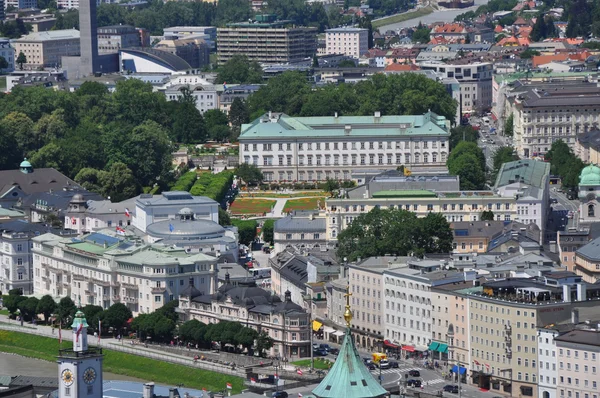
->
xmin=170 ymin=171 xmax=197 ymax=192
xmin=189 ymin=171 xmax=233 ymax=203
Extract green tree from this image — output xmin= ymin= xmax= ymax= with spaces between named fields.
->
xmin=0 ymin=56 xmax=8 ymax=71
xmin=321 ymin=177 xmax=340 ymax=197
xmin=178 ymin=319 xmax=206 ymax=344
xmin=530 ymin=14 xmax=547 ymax=41
xmin=100 ymin=162 xmax=139 ymax=201
xmin=492 ymin=146 xmax=518 ymax=177
xmin=170 ymin=100 xmax=207 ymax=144
xmin=235 ymin=327 xmax=258 ymax=351
xmin=18 ymin=297 xmax=40 ymax=321
xmin=519 ymin=49 xmax=541 ymax=59
xmin=450 ymin=125 xmax=479 ymax=149
xmin=16 ymin=51 xmax=26 ymax=70
xmin=504 ymin=113 xmax=514 ymax=137
xmin=448 ymin=153 xmax=486 ymax=190
xmin=255 ymin=331 xmax=274 ymax=357
xmin=1 ymin=111 xmax=35 ymax=156
xmin=34 ymin=109 xmax=68 ymax=149
xmin=262 ymin=219 xmax=275 ymax=245
xmin=545 ymin=140 xmax=585 ymax=189
xmin=216 ymin=55 xmax=263 ymax=84
xmin=82 ymin=305 xmax=104 ymax=333
xmin=412 ymin=22 xmax=430 ymax=43
xmin=56 ymin=297 xmax=76 ymax=326
xmin=3 ymin=289 xmax=26 ymax=315
xmin=480 ymin=210 xmax=495 ymax=221
xmin=231 ymin=219 xmax=258 ymax=245
xmin=36 ymin=295 xmax=57 ymax=323
xmin=156 ymin=299 xmax=179 ymax=323
xmin=204 ymin=109 xmax=230 ymax=142
xmin=235 ymin=163 xmax=263 ymax=186
xmin=0 ymin=125 xmax=22 ymax=170
xmin=218 ymin=207 xmax=231 ymax=226
xmin=447 ymin=141 xmax=485 ymax=172
xmin=103 ymin=303 xmax=132 ymax=331
xmin=228 ymin=98 xmax=250 ymax=138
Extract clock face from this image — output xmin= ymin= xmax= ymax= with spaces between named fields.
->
xmin=61 ymin=369 xmax=74 ymax=386
xmin=83 ymin=367 xmax=97 ymax=385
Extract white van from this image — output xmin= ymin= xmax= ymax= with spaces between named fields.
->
xmin=252 ymin=268 xmax=271 ymax=279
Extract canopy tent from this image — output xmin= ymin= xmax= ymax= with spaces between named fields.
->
xmin=428 ymin=342 xmax=439 ymax=351
xmin=402 ymin=345 xmax=415 ymax=352
xmin=437 ymin=343 xmax=449 ymax=353
xmin=384 ymin=340 xmax=400 ymax=349
xmin=323 ymin=326 xmax=336 ymax=334
xmin=452 ymin=365 xmax=467 ymax=375
xmin=333 ymin=330 xmax=345 ymax=337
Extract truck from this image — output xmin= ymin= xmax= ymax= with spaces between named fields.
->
xmin=372 ymin=352 xmax=387 ymax=364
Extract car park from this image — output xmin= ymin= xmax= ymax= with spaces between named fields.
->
xmin=407 ymin=379 xmax=422 ymax=388
xmin=443 ymin=385 xmax=459 ymax=393
xmin=408 ymin=370 xmax=421 ymax=377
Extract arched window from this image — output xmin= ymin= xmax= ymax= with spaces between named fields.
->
xmin=589 ymin=204 xmax=595 ymax=217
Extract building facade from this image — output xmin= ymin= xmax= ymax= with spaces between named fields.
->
xmin=164 ymin=84 xmax=218 ymax=115
xmin=32 ymin=231 xmax=218 ymax=314
xmin=538 ymin=327 xmax=560 ymax=398
xmin=13 ymin=29 xmax=80 ymax=68
xmin=325 ymin=27 xmax=368 ymax=59
xmin=273 ymin=212 xmax=326 ymax=254
xmin=155 ymin=38 xmax=210 ymax=69
xmin=239 ymin=111 xmax=451 ymax=183
xmin=0 ymin=39 xmax=14 ymax=72
xmin=217 ymin=17 xmax=317 ymax=65
xmin=555 ymin=330 xmax=600 ymax=398
xmin=97 ymin=25 xmax=142 ymax=54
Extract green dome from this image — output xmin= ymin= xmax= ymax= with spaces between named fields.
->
xmin=19 ymin=159 xmax=32 ymax=168
xmin=581 ymin=164 xmax=600 ymax=176
xmin=581 ymin=170 xmax=600 ymax=186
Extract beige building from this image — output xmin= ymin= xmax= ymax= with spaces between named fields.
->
xmin=574 ymin=235 xmax=600 ymax=283
xmin=217 ymin=16 xmax=317 ymax=65
xmin=576 ymin=129 xmax=600 ymax=165
xmin=450 ymin=221 xmax=507 ymax=254
xmin=13 ymin=29 xmax=80 ymax=68
xmin=559 ymin=228 xmax=592 ymax=273
xmin=555 ymin=329 xmax=600 ymax=398
xmin=325 ymin=27 xmax=368 ymax=59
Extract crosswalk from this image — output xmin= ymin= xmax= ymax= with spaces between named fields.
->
xmin=369 ymin=366 xmax=446 ymax=386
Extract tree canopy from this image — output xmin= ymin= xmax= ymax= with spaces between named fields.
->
xmin=545 ymin=140 xmax=585 ymax=189
xmin=447 ymin=142 xmax=486 ymax=190
xmin=336 ymin=208 xmax=453 ymax=261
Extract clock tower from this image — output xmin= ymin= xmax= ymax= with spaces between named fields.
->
xmin=58 ymin=310 xmax=104 ymax=398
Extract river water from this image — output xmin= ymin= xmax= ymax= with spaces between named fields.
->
xmin=377 ymin=0 xmax=491 ymax=32
xmin=0 ymin=352 xmax=144 ymax=382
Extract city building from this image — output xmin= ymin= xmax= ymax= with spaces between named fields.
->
xmin=494 ymin=159 xmax=550 ymax=237
xmin=324 ymin=275 xmax=348 ymax=340
xmin=119 ymin=48 xmax=191 ymax=74
xmin=429 ymin=23 xmax=469 ymax=43
xmin=217 ymin=15 xmax=317 ymax=65
xmin=574 ymin=235 xmax=600 ymax=283
xmin=154 ymin=38 xmax=210 ymax=69
xmin=326 ymin=170 xmax=518 ymax=241
xmin=219 ymin=84 xmax=262 ymax=115
xmin=578 ymin=164 xmax=600 ymax=224
xmin=97 ymin=25 xmax=142 ymax=54
xmin=576 ymin=129 xmax=600 ymax=165
xmin=0 ymin=220 xmax=71 ymax=295
xmin=450 ymin=221 xmax=507 ymax=254
xmin=20 ymin=14 xmax=57 ymax=33
xmin=178 ymin=278 xmax=311 ymax=359
xmin=65 ymin=195 xmax=134 ymax=235
xmin=504 ymin=80 xmax=600 ymax=158
xmin=0 ymin=39 xmax=15 ymax=72
xmin=162 ymin=26 xmax=216 ymax=49
xmin=4 ymin=0 xmax=37 ymax=10
xmin=537 ymin=323 xmax=571 ymax=398
xmin=273 ymin=212 xmax=327 ymax=254
xmin=13 ymin=29 xmax=80 ymax=68
xmin=325 ymin=27 xmax=368 ymax=59
xmin=16 ymin=188 xmax=102 ymax=224
xmin=555 ymin=329 xmax=600 ymax=398
xmin=32 ymin=231 xmax=219 ymax=314
xmin=163 ymin=84 xmax=217 ymax=114
xmin=239 ymin=111 xmax=451 ymax=183
xmin=558 ymin=227 xmax=593 ymax=272
xmin=418 ymin=62 xmax=493 ymax=115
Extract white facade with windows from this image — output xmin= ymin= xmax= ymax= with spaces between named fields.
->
xmin=239 ymin=112 xmax=451 ymax=182
xmin=32 ymin=232 xmax=218 ymax=315
xmin=538 ymin=328 xmax=559 ymax=398
xmin=325 ymin=27 xmax=368 ymax=59
xmin=0 ymin=39 xmax=15 ymax=72
xmin=0 ymin=225 xmax=46 ymax=295
xmin=164 ymin=84 xmax=218 ymax=115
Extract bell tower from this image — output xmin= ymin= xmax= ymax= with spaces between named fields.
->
xmin=57 ymin=310 xmax=104 ymax=398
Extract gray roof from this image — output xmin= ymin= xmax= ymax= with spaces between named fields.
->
xmin=348 ymin=170 xmax=459 ymax=199
xmin=0 ymin=219 xmax=58 ymax=235
xmin=146 ymin=218 xmax=225 ymax=239
xmin=120 ymin=48 xmax=191 ymax=71
xmin=555 ymin=329 xmax=600 ymax=347
xmin=136 ymin=191 xmax=216 ymax=207
xmin=451 ymin=220 xmax=506 ymax=239
xmin=274 ymin=214 xmax=326 ymax=233
xmin=9 ymin=375 xmax=58 ymax=388
xmin=576 ymin=236 xmax=600 ymax=261
xmin=494 ymin=159 xmax=550 ymax=190
xmin=0 ymin=168 xmax=80 ymax=197
xmin=577 ymin=129 xmax=600 ymax=150
xmin=510 ymin=80 xmax=600 ymax=108
xmin=84 ymin=197 xmax=137 ymax=215
xmin=15 ymin=29 xmax=79 ymax=42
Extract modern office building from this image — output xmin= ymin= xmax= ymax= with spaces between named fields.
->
xmin=178 ymin=279 xmax=311 ymax=359
xmin=32 ymin=231 xmax=219 ymax=314
xmin=5 ymin=0 xmax=37 ymax=9
xmin=97 ymin=25 xmax=142 ymax=54
xmin=13 ymin=29 xmax=80 ymax=68
xmin=419 ymin=61 xmax=493 ymax=115
xmin=217 ymin=15 xmax=317 ymax=65
xmin=239 ymin=111 xmax=451 ymax=183
xmin=325 ymin=27 xmax=368 ymax=59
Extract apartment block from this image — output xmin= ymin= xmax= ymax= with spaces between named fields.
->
xmin=325 ymin=27 xmax=368 ymax=59
xmin=97 ymin=25 xmax=142 ymax=54
xmin=217 ymin=15 xmax=317 ymax=65
xmin=555 ymin=330 xmax=600 ymax=398
xmin=239 ymin=111 xmax=451 ymax=183
xmin=13 ymin=29 xmax=80 ymax=68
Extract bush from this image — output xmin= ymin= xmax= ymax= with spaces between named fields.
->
xmin=231 ymin=219 xmax=258 ymax=246
xmin=189 ymin=171 xmax=233 ymax=202
xmin=170 ymin=171 xmax=197 ymax=192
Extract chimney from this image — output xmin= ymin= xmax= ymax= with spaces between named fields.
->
xmin=225 ymin=272 xmax=230 ymax=284
xmin=374 ymin=111 xmax=381 ymax=121
xmin=168 ymin=388 xmax=176 ymax=398
xmin=143 ymin=383 xmax=155 ymax=398
xmin=563 ymin=284 xmax=571 ymax=303
xmin=344 ymin=125 xmax=351 ymax=135
xmin=285 ymin=290 xmax=291 ymax=302
xmin=577 ymin=283 xmax=587 ymax=301
xmin=572 ymin=309 xmax=580 ymax=324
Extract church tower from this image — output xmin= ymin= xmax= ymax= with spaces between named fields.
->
xmin=58 ymin=310 xmax=104 ymax=398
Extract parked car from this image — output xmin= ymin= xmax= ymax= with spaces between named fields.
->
xmin=329 ymin=348 xmax=339 ymax=355
xmin=319 ymin=344 xmax=330 ymax=352
xmin=407 ymin=379 xmax=422 ymax=387
xmin=389 ymin=360 xmax=399 ymax=368
xmin=368 ymin=363 xmax=376 ymax=370
xmin=551 ymin=198 xmax=558 ymax=204
xmin=272 ymin=392 xmax=288 ymax=398
xmin=313 ymin=349 xmax=328 ymax=356
xmin=312 ymin=343 xmax=319 ymax=350
xmin=408 ymin=370 xmax=421 ymax=377
xmin=443 ymin=385 xmax=459 ymax=393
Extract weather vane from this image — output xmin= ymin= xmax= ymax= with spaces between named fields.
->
xmin=343 ymin=285 xmax=353 ymax=327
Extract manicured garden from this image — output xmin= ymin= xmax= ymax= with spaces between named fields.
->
xmin=283 ymin=197 xmax=325 ymax=212
xmin=292 ymin=358 xmax=333 ymax=370
xmin=238 ymin=191 xmax=326 ymax=198
xmin=229 ymin=199 xmax=276 ymax=215
xmin=0 ymin=330 xmax=244 ymax=393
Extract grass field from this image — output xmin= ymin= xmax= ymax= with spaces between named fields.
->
xmin=372 ymin=6 xmax=434 ymax=28
xmin=283 ymin=197 xmax=325 ymax=212
xmin=0 ymin=330 xmax=244 ymax=393
xmin=0 ymin=309 xmax=9 ymax=316
xmin=238 ymin=191 xmax=326 ymax=198
xmin=229 ymin=199 xmax=276 ymax=215
xmin=292 ymin=359 xmax=333 ymax=370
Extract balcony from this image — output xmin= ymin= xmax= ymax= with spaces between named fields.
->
xmin=151 ymin=287 xmax=167 ymax=294
xmin=122 ymin=296 xmax=138 ymax=303
xmin=73 ymin=274 xmax=84 ymax=281
xmin=85 ymin=290 xmax=97 ymax=296
xmin=120 ymin=282 xmax=138 ymax=289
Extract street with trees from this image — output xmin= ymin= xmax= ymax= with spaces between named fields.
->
xmin=336 ymin=208 xmax=453 ymax=261
xmin=447 ymin=142 xmax=486 ymax=190
xmin=545 ymin=140 xmax=585 ymax=189
xmin=449 ymin=125 xmax=479 ymax=149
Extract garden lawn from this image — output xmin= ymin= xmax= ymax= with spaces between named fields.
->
xmin=372 ymin=6 xmax=434 ymax=28
xmin=283 ymin=197 xmax=325 ymax=212
xmin=0 ymin=309 xmax=9 ymax=316
xmin=229 ymin=199 xmax=276 ymax=215
xmin=292 ymin=359 xmax=333 ymax=370
xmin=0 ymin=330 xmax=244 ymax=393
xmin=238 ymin=191 xmax=326 ymax=198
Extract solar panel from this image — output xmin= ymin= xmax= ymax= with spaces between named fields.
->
xmin=84 ymin=233 xmax=119 ymax=247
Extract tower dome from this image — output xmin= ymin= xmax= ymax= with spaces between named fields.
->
xmin=19 ymin=158 xmax=33 ymax=174
xmin=580 ymin=165 xmax=600 ymax=186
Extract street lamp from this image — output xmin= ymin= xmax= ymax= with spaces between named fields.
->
xmin=16 ymin=309 xmax=23 ymax=326
xmin=446 ymin=324 xmax=462 ymax=398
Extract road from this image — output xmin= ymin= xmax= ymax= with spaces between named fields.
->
xmin=549 ymin=188 xmax=580 ymax=231
xmin=471 ymin=115 xmax=510 ymax=173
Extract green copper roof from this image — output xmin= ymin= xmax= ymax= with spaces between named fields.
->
xmin=70 ymin=310 xmax=89 ymax=328
xmin=494 ymin=159 xmax=550 ymax=189
xmin=239 ymin=112 xmax=449 ymax=140
xmin=311 ymin=329 xmax=387 ymax=398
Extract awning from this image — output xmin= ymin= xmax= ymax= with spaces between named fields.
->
xmin=323 ymin=326 xmax=335 ymax=334
xmin=452 ymin=365 xmax=467 ymax=375
xmin=402 ymin=345 xmax=415 ymax=352
xmin=384 ymin=340 xmax=400 ymax=349
xmin=333 ymin=330 xmax=345 ymax=337
xmin=437 ymin=343 xmax=449 ymax=353
xmin=428 ymin=342 xmax=440 ymax=351
xmin=312 ymin=320 xmax=323 ymax=332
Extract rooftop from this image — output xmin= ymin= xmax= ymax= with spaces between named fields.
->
xmin=274 ymin=214 xmax=326 ymax=233
xmin=510 ymin=80 xmax=600 ymax=108
xmin=16 ymin=29 xmax=79 ymax=41
xmin=136 ymin=191 xmax=217 ymax=207
xmin=326 ymin=27 xmax=368 ymax=33
xmin=494 ymin=159 xmax=550 ymax=190
xmin=555 ymin=329 xmax=600 ymax=347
